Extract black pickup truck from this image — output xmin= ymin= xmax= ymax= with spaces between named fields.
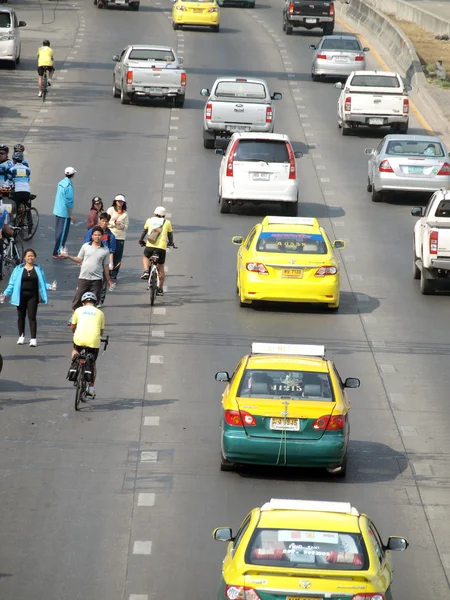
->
xmin=283 ymin=0 xmax=335 ymax=35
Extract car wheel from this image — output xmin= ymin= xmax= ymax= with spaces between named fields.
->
xmin=211 ymin=24 xmax=220 ymax=32
xmin=420 ymin=269 xmax=434 ymax=295
xmin=172 ymin=21 xmax=179 ymax=30
xmin=120 ymin=86 xmax=130 ymax=105
xmin=366 ymin=177 xmax=372 ymax=192
xmin=220 ymin=195 xmax=230 ymax=214
xmin=282 ymin=18 xmax=286 ymax=32
xmin=371 ymin=185 xmax=382 ymax=203
xmin=133 ymin=2 xmax=140 ymax=9
xmin=341 ymin=122 xmax=350 ymax=136
xmin=312 ymin=73 xmax=320 ymax=82
xmin=328 ymin=454 xmax=347 ymax=477
xmin=327 ymin=302 xmax=339 ymax=311
xmin=248 ymin=1 xmax=255 ymax=7
xmin=285 ymin=201 xmax=298 ymax=217
xmin=16 ymin=51 xmax=20 ymax=66
xmin=286 ymin=25 xmax=293 ymax=35
xmin=175 ymin=94 xmax=185 ymax=108
xmin=220 ymin=452 xmax=236 ymax=472
xmin=323 ymin=23 xmax=334 ymax=35
xmin=112 ymin=78 xmax=120 ymax=98
xmin=203 ymin=138 xmax=215 ymax=149
xmin=398 ymin=121 xmax=408 ymax=133
xmin=413 ymin=243 xmax=420 ymax=280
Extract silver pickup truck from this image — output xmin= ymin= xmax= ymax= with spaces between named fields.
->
xmin=112 ymin=45 xmax=187 ymax=107
xmin=200 ymin=77 xmax=282 ymax=149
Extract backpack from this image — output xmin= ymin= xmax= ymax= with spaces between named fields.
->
xmin=147 ymin=217 xmax=164 ymax=244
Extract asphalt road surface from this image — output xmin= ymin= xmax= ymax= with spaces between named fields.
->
xmin=0 ymin=1 xmax=450 ymax=599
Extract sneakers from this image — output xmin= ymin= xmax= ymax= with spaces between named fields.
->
xmin=156 ymin=287 xmax=164 ymax=296
xmin=97 ymin=302 xmax=103 ymax=308
xmin=140 ymin=271 xmax=149 ymax=280
xmin=38 ymin=91 xmax=42 ymax=97
xmin=47 ymin=80 xmax=51 ymax=87
xmin=17 ymin=335 xmax=25 ymax=345
xmin=29 ymin=339 xmax=37 ymax=347
xmin=87 ymin=386 xmax=96 ymax=398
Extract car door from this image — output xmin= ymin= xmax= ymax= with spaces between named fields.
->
xmin=238 ymin=226 xmax=258 ymax=281
xmin=370 ymin=139 xmax=385 ymax=186
xmin=367 ymin=522 xmax=392 ymax=591
xmin=222 ymin=514 xmax=252 ymax=575
xmin=115 ymin=48 xmax=127 ymax=83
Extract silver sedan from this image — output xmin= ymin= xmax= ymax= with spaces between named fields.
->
xmin=310 ymin=35 xmax=369 ymax=81
xmin=365 ymin=134 xmax=450 ymax=202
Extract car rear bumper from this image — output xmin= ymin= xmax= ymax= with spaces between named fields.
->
xmin=375 ymin=173 xmax=450 ymax=192
xmin=125 ymin=85 xmax=185 ymax=97
xmin=240 ymin=274 xmax=339 ymax=304
xmin=204 ymin=123 xmax=273 ymax=136
xmin=0 ymin=41 xmax=16 ymax=60
xmin=174 ymin=15 xmax=219 ymax=25
xmin=344 ymin=114 xmax=408 ymax=125
xmin=222 ymin=428 xmax=346 ymax=468
xmin=288 ymin=16 xmax=333 ymax=24
xmin=314 ymin=62 xmax=364 ymax=77
xmin=223 ymin=182 xmax=298 ymax=203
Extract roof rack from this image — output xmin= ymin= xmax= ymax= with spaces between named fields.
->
xmin=251 ymin=343 xmax=325 ymax=357
xmin=266 ymin=217 xmax=316 ymax=226
xmin=261 ymin=499 xmax=359 ymax=516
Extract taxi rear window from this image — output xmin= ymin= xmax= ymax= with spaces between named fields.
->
xmin=246 ymin=528 xmax=368 ymax=571
xmin=237 ymin=369 xmax=333 ymax=401
xmin=256 ymin=232 xmax=327 ymax=254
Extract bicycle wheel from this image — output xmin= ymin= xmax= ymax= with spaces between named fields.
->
xmin=42 ymin=74 xmax=48 ymax=102
xmin=21 ymin=207 xmax=39 ymax=241
xmin=149 ymin=270 xmax=157 ymax=306
xmin=75 ymin=369 xmax=83 ymax=411
xmin=13 ymin=238 xmax=24 ymax=264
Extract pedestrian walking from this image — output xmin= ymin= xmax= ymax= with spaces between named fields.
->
xmin=107 ymin=194 xmax=129 ymax=279
xmin=53 ymin=166 xmax=77 ymax=257
xmin=86 ymin=196 xmax=104 ymax=229
xmin=84 ymin=212 xmax=116 ymax=307
xmin=0 ymin=248 xmax=56 ymax=346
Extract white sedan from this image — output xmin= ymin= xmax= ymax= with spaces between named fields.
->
xmin=216 ymin=132 xmax=302 ymax=215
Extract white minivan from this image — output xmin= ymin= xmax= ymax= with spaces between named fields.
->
xmin=0 ymin=7 xmax=26 ymax=69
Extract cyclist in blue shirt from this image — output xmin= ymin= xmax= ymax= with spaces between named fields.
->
xmin=0 ymin=145 xmax=13 ymax=183
xmin=84 ymin=212 xmax=116 ymax=307
xmin=7 ymin=152 xmax=32 ymax=234
xmin=13 ymin=144 xmax=29 ymax=168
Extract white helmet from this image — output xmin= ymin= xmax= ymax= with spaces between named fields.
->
xmin=154 ymin=206 xmax=166 ymax=217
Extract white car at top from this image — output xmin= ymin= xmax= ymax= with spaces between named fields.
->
xmin=0 ymin=7 xmax=26 ymax=69
xmin=216 ymin=132 xmax=303 ymax=215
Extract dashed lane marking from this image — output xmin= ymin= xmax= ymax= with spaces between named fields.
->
xmin=153 ymin=307 xmax=166 ymax=315
xmin=320 ymin=177 xmax=330 ymax=183
xmin=164 ymin=183 xmax=174 ymax=188
xmin=151 ymin=330 xmax=165 ymax=338
xmin=399 ymin=425 xmax=419 ymax=437
xmin=163 ymin=196 xmax=173 ymax=202
xmin=140 ymin=452 xmax=158 ymax=463
xmin=137 ymin=494 xmax=156 ymax=507
xmin=165 ymin=170 xmax=176 ymax=175
xmin=144 ymin=417 xmax=160 ymax=427
xmin=150 ymin=355 xmax=163 ymax=364
xmin=344 ymin=254 xmax=356 ymax=261
xmin=147 ymin=385 xmax=162 ymax=393
xmin=133 ymin=541 xmax=153 ymax=555
xmin=363 ymin=315 xmax=377 ymax=323
xmin=390 ymin=393 xmax=405 ymax=404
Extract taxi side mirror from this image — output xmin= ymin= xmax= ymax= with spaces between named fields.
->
xmin=232 ymin=236 xmax=244 ymax=245
xmin=344 ymin=377 xmax=360 ymax=389
xmin=213 ymin=527 xmax=234 ymax=542
xmin=332 ymin=240 xmax=346 ymax=249
xmin=200 ymin=88 xmax=210 ymax=96
xmin=335 ymin=81 xmax=344 ymax=89
xmin=215 ymin=371 xmax=230 ymax=382
xmin=385 ymin=536 xmax=408 ymax=551
xmin=411 ymin=206 xmax=423 ymax=217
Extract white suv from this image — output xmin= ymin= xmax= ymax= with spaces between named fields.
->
xmin=216 ymin=132 xmax=303 ymax=215
xmin=0 ymin=7 xmax=26 ymax=69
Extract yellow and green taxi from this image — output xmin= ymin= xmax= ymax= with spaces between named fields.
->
xmin=172 ymin=0 xmax=220 ymax=31
xmin=215 ymin=343 xmax=360 ymax=476
xmin=213 ymin=498 xmax=408 ymax=600
xmin=232 ymin=216 xmax=345 ymax=310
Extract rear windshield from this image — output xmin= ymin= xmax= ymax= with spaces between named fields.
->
xmin=322 ymin=39 xmax=361 ymax=51
xmin=0 ymin=13 xmax=12 ymax=28
xmin=215 ymin=82 xmax=266 ymax=99
xmin=350 ymin=74 xmax=401 ymax=87
xmin=234 ymin=140 xmax=289 ymax=163
xmin=435 ymin=201 xmax=450 ymax=217
xmin=386 ymin=140 xmax=445 ymax=157
xmin=256 ymin=232 xmax=327 ymax=254
xmin=129 ymin=49 xmax=175 ymax=62
xmin=246 ymin=528 xmax=367 ymax=571
xmin=237 ymin=369 xmax=333 ymax=401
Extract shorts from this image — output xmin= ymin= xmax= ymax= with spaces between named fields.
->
xmin=71 ymin=278 xmax=103 ymax=311
xmin=37 ymin=65 xmax=55 ymax=76
xmin=144 ymin=247 xmax=166 ymax=265
xmin=73 ymin=344 xmax=99 ymax=361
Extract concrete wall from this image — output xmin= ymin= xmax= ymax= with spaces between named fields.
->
xmin=370 ymin=0 xmax=450 ymax=37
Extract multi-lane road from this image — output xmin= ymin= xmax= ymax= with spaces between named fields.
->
xmin=1 ymin=1 xmax=450 ymax=599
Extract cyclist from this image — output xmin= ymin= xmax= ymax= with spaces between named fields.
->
xmin=139 ymin=205 xmax=174 ymax=296
xmin=13 ymin=144 xmax=29 ymax=168
xmin=70 ymin=291 xmax=105 ymax=398
xmin=84 ymin=212 xmax=116 ymax=307
xmin=37 ymin=40 xmax=55 ymax=98
xmin=7 ymin=153 xmax=32 ymax=234
xmin=0 ymin=145 xmax=13 ymax=183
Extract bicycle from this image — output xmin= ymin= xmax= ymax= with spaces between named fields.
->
xmin=147 ymin=244 xmax=177 ymax=306
xmin=14 ymin=194 xmax=39 ymax=241
xmin=71 ymin=336 xmax=109 ymax=411
xmin=42 ymin=67 xmax=50 ymax=102
xmin=2 ymin=227 xmax=23 ymax=276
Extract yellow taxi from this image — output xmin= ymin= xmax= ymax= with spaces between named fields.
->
xmin=215 ymin=343 xmax=360 ymax=475
xmin=213 ymin=498 xmax=408 ymax=600
xmin=232 ymin=216 xmax=345 ymax=310
xmin=172 ymin=0 xmax=220 ymax=31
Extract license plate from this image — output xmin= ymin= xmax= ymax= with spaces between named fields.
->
xmin=408 ymin=166 xmax=424 ymax=174
xmin=369 ymin=118 xmax=383 ymax=125
xmin=335 ymin=57 xmax=349 ymax=62
xmin=270 ymin=418 xmax=300 ymax=431
xmin=115 ymin=0 xmax=126 ymax=4
xmin=252 ymin=172 xmax=270 ymax=181
xmin=227 ymin=125 xmax=249 ymax=131
xmin=148 ymin=88 xmax=162 ymax=93
xmin=287 ymin=597 xmax=322 ymax=600
xmin=305 ymin=18 xmax=316 ymax=23
xmin=193 ymin=8 xmax=202 ymax=12
xmin=282 ymin=268 xmax=302 ymax=278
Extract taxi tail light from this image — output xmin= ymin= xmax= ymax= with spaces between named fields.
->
xmin=177 ymin=4 xmax=187 ymax=9
xmin=181 ymin=72 xmax=187 ymax=87
xmin=225 ymin=586 xmax=262 ymax=600
xmin=208 ymin=6 xmax=219 ymax=11
xmin=315 ymin=266 xmax=338 ymax=276
xmin=246 ymin=262 xmax=269 ymax=274
xmin=313 ymin=414 xmax=346 ymax=430
xmin=344 ymin=96 xmax=351 ymax=111
xmin=437 ymin=162 xmax=450 ymax=175
xmin=379 ymin=159 xmax=394 ymax=173
xmin=286 ymin=142 xmax=296 ymax=179
xmin=126 ymin=70 xmax=133 ymax=84
xmin=403 ymin=98 xmax=409 ymax=114
xmin=266 ymin=106 xmax=273 ymax=124
xmin=206 ymin=102 xmax=213 ymax=120
xmin=351 ymin=595 xmax=386 ymax=600
xmin=226 ymin=139 xmax=239 ymax=177
xmin=288 ymin=2 xmax=294 ymax=15
xmin=430 ymin=230 xmax=438 ymax=255
xmin=224 ymin=410 xmax=256 ymax=427
xmin=317 ymin=53 xmax=327 ymax=60
xmin=329 ymin=1 xmax=335 ymax=16
xmin=355 ymin=54 xmax=364 ymax=61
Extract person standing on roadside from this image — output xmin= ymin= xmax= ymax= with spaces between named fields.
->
xmin=86 ymin=196 xmax=104 ymax=229
xmin=107 ymin=194 xmax=129 ymax=279
xmin=53 ymin=166 xmax=77 ymax=258
xmin=84 ymin=213 xmax=116 ymax=307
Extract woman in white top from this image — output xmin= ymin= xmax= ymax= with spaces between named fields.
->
xmin=107 ymin=194 xmax=129 ymax=279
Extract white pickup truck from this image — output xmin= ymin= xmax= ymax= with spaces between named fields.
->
xmin=112 ymin=45 xmax=186 ymax=106
xmin=335 ymin=70 xmax=411 ymax=136
xmin=412 ymin=189 xmax=450 ymax=294
xmin=200 ymin=77 xmax=282 ymax=149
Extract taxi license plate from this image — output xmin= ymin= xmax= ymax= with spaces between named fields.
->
xmin=282 ymin=268 xmax=302 ymax=278
xmin=287 ymin=597 xmax=321 ymax=600
xmin=270 ymin=418 xmax=300 ymax=431
xmin=305 ymin=18 xmax=316 ymax=23
xmin=408 ymin=166 xmax=424 ymax=174
xmin=369 ymin=118 xmax=384 ymax=125
xmin=252 ymin=172 xmax=270 ymax=181
xmin=193 ymin=8 xmax=202 ymax=12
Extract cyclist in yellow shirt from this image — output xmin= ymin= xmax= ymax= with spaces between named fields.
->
xmin=37 ymin=40 xmax=55 ymax=98
xmin=138 ymin=206 xmax=174 ymax=296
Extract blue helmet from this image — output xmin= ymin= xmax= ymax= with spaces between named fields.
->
xmin=81 ymin=292 xmax=98 ymax=304
xmin=13 ymin=152 xmax=23 ymax=162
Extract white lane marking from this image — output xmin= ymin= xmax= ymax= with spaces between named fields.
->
xmin=344 ymin=255 xmax=356 ymax=262
xmin=333 ymin=220 xmax=345 ymax=227
xmin=412 ymin=462 xmax=433 ymax=476
xmin=167 ymin=158 xmax=176 ymax=163
xmin=57 ymin=77 xmax=65 ymax=80
xmin=150 ymin=355 xmax=163 ymax=364
xmin=324 ymin=190 xmax=335 ymax=195
xmin=141 ymin=452 xmax=158 ymax=463
xmin=355 ymin=294 xmax=370 ymax=303
xmin=151 ymin=330 xmax=165 ymax=338
xmin=389 ymin=393 xmax=405 ymax=404
xmin=153 ymin=307 xmax=166 ymax=315
xmin=61 ymin=69 xmax=68 ymax=73
xmin=320 ymin=177 xmax=330 ymax=183
xmin=292 ymin=88 xmax=300 ymax=92
xmin=165 ymin=170 xmax=176 ymax=175
xmin=168 ymin=146 xmax=177 ymax=151
xmin=178 ymin=43 xmax=185 ymax=48
xmin=172 ymin=108 xmax=180 ymax=112
xmin=315 ymin=164 xmax=326 ymax=169
xmin=75 ymin=45 xmax=81 ymax=48
xmin=302 ymin=122 xmax=311 ymax=127
xmin=299 ymin=113 xmax=308 ymax=118
xmin=371 ymin=340 xmax=386 ymax=348
xmin=30 ymin=128 xmax=39 ymax=132
xmin=349 ymin=274 xmax=363 ymax=281
xmin=137 ymin=494 xmax=156 ymax=507
xmin=163 ymin=196 xmax=173 ymax=202
xmin=163 ymin=285 xmax=168 ymax=292
xmin=147 ymin=384 xmax=162 ymax=393
xmin=379 ymin=364 xmax=396 ymax=373
xmin=311 ymin=153 xmax=322 ymax=158
xmin=296 ymin=104 xmax=305 ymax=108
xmin=34 ymin=119 xmax=43 ymax=123
xmin=169 ymin=126 xmax=179 ymax=130
xmin=144 ymin=416 xmax=160 ymax=427
xmin=164 ymin=183 xmax=174 ymax=188
xmin=133 ymin=541 xmax=153 ymax=555
xmin=286 ymin=69 xmax=294 ymax=73
xmin=400 ymin=425 xmax=419 ymax=437
xmin=165 ymin=212 xmax=172 ymax=218
xmin=169 ymin=136 xmax=178 ymax=140
xmin=363 ymin=315 xmax=377 ymax=324
xmin=305 ymin=132 xmax=314 ymax=137
xmin=284 ymin=62 xmax=292 ymax=66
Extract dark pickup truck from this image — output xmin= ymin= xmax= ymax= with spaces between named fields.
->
xmin=283 ymin=0 xmax=335 ymax=35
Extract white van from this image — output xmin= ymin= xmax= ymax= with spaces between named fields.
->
xmin=0 ymin=7 xmax=26 ymax=69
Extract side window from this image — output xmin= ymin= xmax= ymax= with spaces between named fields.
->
xmin=230 ymin=358 xmax=245 ymax=384
xmin=368 ymin=523 xmax=385 ymax=565
xmin=245 ymin=228 xmax=257 ymax=251
xmin=232 ymin=515 xmax=251 ymax=554
xmin=423 ymin=195 xmax=436 ymax=217
xmin=119 ymin=49 xmax=127 ymax=62
xmin=331 ymin=365 xmax=344 ymax=391
xmin=374 ymin=140 xmax=384 ymax=155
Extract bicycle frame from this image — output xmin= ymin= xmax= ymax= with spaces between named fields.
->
xmin=74 ymin=337 xmax=109 ymax=411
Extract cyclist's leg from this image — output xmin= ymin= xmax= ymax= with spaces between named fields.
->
xmin=156 ymin=249 xmax=167 ymax=289
xmin=37 ymin=66 xmax=43 ymax=93
xmin=141 ymin=247 xmax=151 ymax=278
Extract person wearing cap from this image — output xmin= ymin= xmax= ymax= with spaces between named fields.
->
xmin=138 ymin=206 xmax=174 ymax=295
xmin=107 ymin=194 xmax=129 ymax=279
xmin=7 ymin=152 xmax=31 ymax=213
xmin=86 ymin=196 xmax=104 ymax=229
xmin=0 ymin=145 xmax=13 ymax=183
xmin=52 ymin=167 xmax=77 ymax=258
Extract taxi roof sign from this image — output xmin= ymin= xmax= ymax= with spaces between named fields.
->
xmin=251 ymin=343 xmax=325 ymax=358
xmin=261 ymin=499 xmax=359 ymax=516
xmin=266 ymin=217 xmax=317 ymax=226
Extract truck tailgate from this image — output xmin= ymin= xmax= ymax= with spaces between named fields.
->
xmin=291 ymin=0 xmax=331 ymax=17
xmin=128 ymin=61 xmax=183 ymax=88
xmin=427 ymin=222 xmax=450 ymax=257
xmin=211 ymin=101 xmax=268 ymax=128
xmin=349 ymin=91 xmax=405 ymax=115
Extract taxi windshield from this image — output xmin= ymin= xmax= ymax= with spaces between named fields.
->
xmin=246 ymin=528 xmax=368 ymax=571
xmin=237 ymin=369 xmax=333 ymax=401
xmin=256 ymin=232 xmax=327 ymax=254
